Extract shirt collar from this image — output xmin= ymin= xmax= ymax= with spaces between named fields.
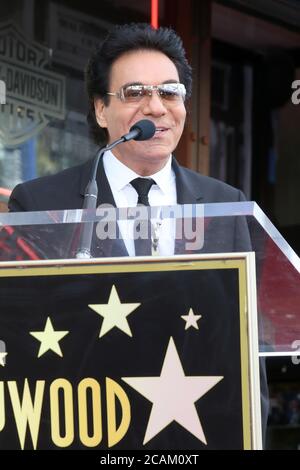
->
xmin=103 ymin=150 xmax=174 ymax=194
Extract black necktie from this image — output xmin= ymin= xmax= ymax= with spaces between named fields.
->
xmin=130 ymin=178 xmax=155 ymax=256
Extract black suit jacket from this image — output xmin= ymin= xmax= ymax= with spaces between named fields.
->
xmin=8 ymin=156 xmax=248 ymax=256
xmin=9 ymin=156 xmax=246 ymax=211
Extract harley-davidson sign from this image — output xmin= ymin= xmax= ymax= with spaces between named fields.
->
xmin=0 ymin=23 xmax=65 ymax=146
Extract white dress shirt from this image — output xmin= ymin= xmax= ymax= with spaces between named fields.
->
xmin=103 ymin=150 xmax=177 ymax=256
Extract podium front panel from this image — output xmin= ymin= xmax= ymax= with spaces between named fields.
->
xmin=0 ymin=202 xmax=299 ymax=355
xmin=0 ymin=254 xmax=261 ymax=450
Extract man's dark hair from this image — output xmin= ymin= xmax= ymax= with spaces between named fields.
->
xmin=85 ymin=23 xmax=192 ymax=145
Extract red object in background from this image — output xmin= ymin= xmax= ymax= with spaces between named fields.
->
xmin=151 ymin=0 xmax=159 ymax=28
xmin=258 ymin=238 xmax=300 ymax=349
xmin=0 ymin=187 xmax=11 ymax=197
xmin=0 ymin=225 xmax=40 ymax=260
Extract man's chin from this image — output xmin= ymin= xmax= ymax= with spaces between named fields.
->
xmin=141 ymin=143 xmax=173 ymax=159
xmin=143 ymin=152 xmax=171 ymax=164
xmin=131 ymin=151 xmax=171 ymax=174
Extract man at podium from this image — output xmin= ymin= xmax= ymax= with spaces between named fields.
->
xmin=6 ymin=23 xmax=268 ymax=446
xmin=9 ymin=24 xmax=245 ymax=233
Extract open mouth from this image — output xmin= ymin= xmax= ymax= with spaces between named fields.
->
xmin=154 ymin=127 xmax=168 ymax=134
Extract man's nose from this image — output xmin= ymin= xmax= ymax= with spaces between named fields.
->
xmin=141 ymin=92 xmax=167 ymax=116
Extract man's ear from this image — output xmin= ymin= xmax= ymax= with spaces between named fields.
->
xmin=94 ymin=99 xmax=107 ymax=128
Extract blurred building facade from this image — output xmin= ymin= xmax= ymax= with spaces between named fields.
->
xmin=0 ymin=0 xmax=299 ymax=252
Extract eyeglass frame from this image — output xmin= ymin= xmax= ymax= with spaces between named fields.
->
xmin=106 ymin=82 xmax=187 ymax=103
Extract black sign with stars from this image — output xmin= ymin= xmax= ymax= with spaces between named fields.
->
xmin=0 ymin=256 xmax=260 ymax=449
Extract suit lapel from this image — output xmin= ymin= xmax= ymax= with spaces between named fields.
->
xmin=79 ymin=155 xmax=116 ymax=206
xmin=79 ymin=155 xmax=203 ymax=257
xmin=172 ymin=157 xmax=203 ymax=254
xmin=80 ymin=156 xmax=203 ymax=205
xmin=172 ymin=157 xmax=203 ymax=204
xmin=80 ymin=155 xmax=128 ymax=257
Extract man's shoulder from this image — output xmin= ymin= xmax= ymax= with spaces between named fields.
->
xmin=181 ymin=165 xmax=238 ymax=190
xmin=9 ymin=160 xmax=92 ymax=211
xmin=177 ymin=164 xmax=246 ymax=202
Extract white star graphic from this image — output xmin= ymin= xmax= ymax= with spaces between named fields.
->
xmin=30 ymin=317 xmax=69 ymax=358
xmin=88 ymin=285 xmax=141 ymax=338
xmin=0 ymin=352 xmax=7 ymax=367
xmin=181 ymin=308 xmax=202 ymax=330
xmin=122 ymin=337 xmax=223 ymax=445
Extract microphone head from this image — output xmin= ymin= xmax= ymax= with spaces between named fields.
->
xmin=129 ymin=119 xmax=156 ymax=141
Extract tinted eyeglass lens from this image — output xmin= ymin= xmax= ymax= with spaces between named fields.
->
xmin=123 ymin=86 xmax=144 ymax=101
xmin=158 ymin=84 xmax=182 ymax=101
xmin=121 ymin=84 xmax=186 ymax=102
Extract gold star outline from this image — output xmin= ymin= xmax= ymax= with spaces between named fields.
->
xmin=30 ymin=317 xmax=69 ymax=358
xmin=123 ymin=337 xmax=223 ymax=445
xmin=181 ymin=308 xmax=202 ymax=330
xmin=89 ymin=285 xmax=141 ymax=338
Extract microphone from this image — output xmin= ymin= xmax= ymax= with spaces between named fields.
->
xmin=76 ymin=119 xmax=156 ymax=259
xmin=122 ymin=119 xmax=156 ymax=142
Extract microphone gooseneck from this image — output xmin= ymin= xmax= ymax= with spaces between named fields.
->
xmin=76 ymin=119 xmax=156 ymax=259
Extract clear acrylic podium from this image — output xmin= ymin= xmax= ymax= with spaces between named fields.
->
xmin=0 ymin=202 xmax=299 ymax=450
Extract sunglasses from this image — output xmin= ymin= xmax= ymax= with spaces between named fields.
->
xmin=107 ymin=83 xmax=186 ymax=104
